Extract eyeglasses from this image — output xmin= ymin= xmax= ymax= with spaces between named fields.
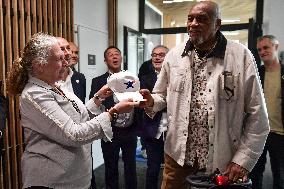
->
xmin=151 ymin=53 xmax=166 ymax=58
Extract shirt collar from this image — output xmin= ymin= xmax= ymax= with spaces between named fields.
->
xmin=181 ymin=30 xmax=227 ymax=59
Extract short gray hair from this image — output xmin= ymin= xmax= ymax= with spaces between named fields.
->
xmin=257 ymin=35 xmax=279 ymax=45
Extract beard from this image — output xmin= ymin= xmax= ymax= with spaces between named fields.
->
xmin=190 ymin=35 xmax=205 ymax=46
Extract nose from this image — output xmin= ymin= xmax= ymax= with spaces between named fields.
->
xmin=189 ymin=18 xmax=199 ymax=26
xmin=258 ymin=49 xmax=264 ymax=55
xmin=62 ymin=58 xmax=68 ymax=67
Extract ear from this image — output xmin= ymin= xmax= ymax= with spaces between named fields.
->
xmin=216 ymin=18 xmax=221 ymax=30
xmin=32 ymin=60 xmax=44 ymax=73
xmin=275 ymin=44 xmax=279 ymax=51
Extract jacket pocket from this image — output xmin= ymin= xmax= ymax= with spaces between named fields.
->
xmin=218 ymin=72 xmax=240 ymax=101
xmin=170 ymin=68 xmax=186 ymax=92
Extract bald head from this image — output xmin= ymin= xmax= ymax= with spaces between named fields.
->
xmin=187 ymin=1 xmax=221 ymax=49
xmin=69 ymin=42 xmax=79 ymax=67
xmin=56 ymin=37 xmax=71 ymax=64
xmin=190 ymin=1 xmax=220 ymax=19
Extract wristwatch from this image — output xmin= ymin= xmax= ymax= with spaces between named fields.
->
xmin=94 ymin=94 xmax=103 ymax=102
xmin=108 ymin=107 xmax=119 ymax=121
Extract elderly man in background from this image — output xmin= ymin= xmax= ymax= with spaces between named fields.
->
xmin=56 ymin=37 xmax=86 ymax=103
xmin=140 ymin=1 xmax=269 ymax=189
xmin=138 ymin=45 xmax=169 ymax=189
xmin=250 ymin=35 xmax=284 ymax=189
xmin=68 ymin=42 xmax=86 ymax=103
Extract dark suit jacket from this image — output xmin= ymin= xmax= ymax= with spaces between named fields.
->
xmin=71 ymin=70 xmax=86 ymax=103
xmin=89 ymin=72 xmax=137 ymax=138
xmin=138 ymin=59 xmax=152 ymax=79
xmin=0 ymin=90 xmax=7 ymax=157
xmin=137 ymin=66 xmax=165 ymax=138
xmin=258 ymin=64 xmax=284 ymax=128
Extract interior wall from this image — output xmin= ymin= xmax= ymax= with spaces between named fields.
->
xmin=0 ymin=1 xmax=74 ymax=188
xmin=117 ymin=0 xmax=139 ymax=67
xmin=73 ymin=0 xmax=108 ymax=169
xmin=263 ymin=0 xmax=284 ymax=54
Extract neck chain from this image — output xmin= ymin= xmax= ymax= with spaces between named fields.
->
xmin=194 ymin=40 xmax=218 ymax=62
xmin=32 ymin=82 xmax=81 ymax=114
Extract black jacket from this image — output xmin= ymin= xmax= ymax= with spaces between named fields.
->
xmin=71 ymin=70 xmax=86 ymax=103
xmin=137 ymin=65 xmax=166 ymax=138
xmin=0 ymin=90 xmax=7 ymax=157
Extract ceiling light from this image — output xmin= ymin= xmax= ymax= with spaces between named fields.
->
xmin=222 ymin=19 xmax=241 ymax=23
xmin=222 ymin=31 xmax=240 ymax=36
xmin=163 ymin=0 xmax=173 ymax=3
xmin=173 ymin=0 xmax=183 ymax=2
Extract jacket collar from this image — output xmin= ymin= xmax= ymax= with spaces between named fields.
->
xmin=181 ymin=30 xmax=227 ymax=59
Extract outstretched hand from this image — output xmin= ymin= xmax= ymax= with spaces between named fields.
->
xmin=224 ymin=162 xmax=249 ymax=182
xmin=96 ymin=85 xmax=113 ymax=100
xmin=139 ymin=89 xmax=154 ymax=108
xmin=114 ymin=99 xmax=139 ymax=113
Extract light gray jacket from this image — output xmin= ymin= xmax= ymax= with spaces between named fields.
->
xmin=150 ymin=40 xmax=270 ymax=173
xmin=21 ymin=76 xmax=112 ymax=189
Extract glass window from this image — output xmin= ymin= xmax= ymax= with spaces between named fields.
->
xmin=143 ymin=30 xmax=248 ymax=60
xmin=144 ymin=0 xmax=256 ymax=29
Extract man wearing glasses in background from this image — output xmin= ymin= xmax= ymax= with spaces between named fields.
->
xmin=138 ymin=45 xmax=169 ymax=189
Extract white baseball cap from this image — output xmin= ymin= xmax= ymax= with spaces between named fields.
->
xmin=107 ymin=71 xmax=145 ymax=102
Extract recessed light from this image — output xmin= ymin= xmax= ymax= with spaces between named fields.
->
xmin=163 ymin=0 xmax=173 ymax=3
xmin=222 ymin=31 xmax=240 ymax=36
xmin=222 ymin=19 xmax=241 ymax=23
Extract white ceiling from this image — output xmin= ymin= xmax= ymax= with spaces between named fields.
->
xmin=147 ymin=0 xmax=256 ymax=27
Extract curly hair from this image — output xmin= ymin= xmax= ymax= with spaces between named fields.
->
xmin=7 ymin=33 xmax=57 ymax=95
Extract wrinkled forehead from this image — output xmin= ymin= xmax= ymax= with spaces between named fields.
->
xmin=188 ymin=3 xmax=215 ymax=18
xmin=50 ymin=44 xmax=64 ymax=57
xmin=56 ymin=37 xmax=69 ymax=47
xmin=106 ymin=48 xmax=120 ymax=55
xmin=257 ymin=38 xmax=274 ymax=47
xmin=70 ymin=43 xmax=79 ymax=51
xmin=153 ymin=47 xmax=167 ymax=54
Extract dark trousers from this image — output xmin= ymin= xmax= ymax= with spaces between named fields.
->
xmin=144 ymin=137 xmax=164 ymax=189
xmin=250 ymin=132 xmax=284 ymax=189
xmin=101 ymin=133 xmax=137 ymax=189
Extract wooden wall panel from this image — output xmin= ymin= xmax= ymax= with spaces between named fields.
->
xmin=11 ymin=0 xmax=20 ymax=187
xmin=42 ymin=0 xmax=48 ymax=33
xmin=66 ymin=0 xmax=70 ymax=40
xmin=0 ymin=0 xmax=5 ymax=83
xmin=57 ymin=0 xmax=62 ymax=36
xmin=108 ymin=0 xmax=118 ymax=46
xmin=0 ymin=1 xmax=74 ymax=188
xmin=25 ymin=0 xmax=32 ymax=41
xmin=0 ymin=0 xmax=6 ymax=187
xmin=48 ymin=0 xmax=53 ymax=34
xmin=62 ymin=0 xmax=67 ymax=37
xmin=52 ymin=0 xmax=58 ymax=36
xmin=37 ymin=0 xmax=42 ymax=32
xmin=31 ymin=0 xmax=37 ymax=34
